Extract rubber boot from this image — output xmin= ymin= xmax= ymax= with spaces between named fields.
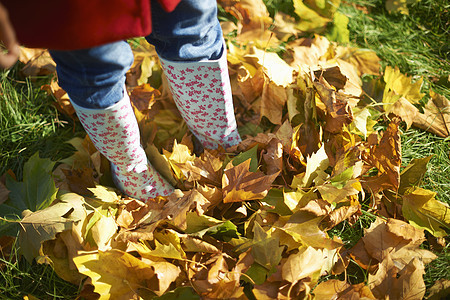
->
xmin=71 ymin=90 xmax=174 ymax=201
xmin=159 ymin=47 xmax=241 ymax=149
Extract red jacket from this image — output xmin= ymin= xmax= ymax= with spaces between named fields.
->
xmin=3 ymin=0 xmax=180 ymax=50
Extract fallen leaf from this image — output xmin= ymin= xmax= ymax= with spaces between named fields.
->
xmin=387 ymin=97 xmax=417 ymax=131
xmin=399 ymin=155 xmax=432 ymax=194
xmin=292 ymin=0 xmax=333 ymax=32
xmin=19 ymin=47 xmax=56 ymax=77
xmin=301 ymin=145 xmax=329 ymax=188
xmin=386 ymin=0 xmax=418 ymax=15
xmin=317 ymin=179 xmax=362 ymax=204
xmin=188 ymin=252 xmax=244 ymax=299
xmin=427 ymin=279 xmax=450 ymax=300
xmin=89 ymin=214 xmax=117 ymax=251
xmin=222 ymin=159 xmax=279 ymax=203
xmin=282 ymin=246 xmax=325 ymax=284
xmin=261 ymin=80 xmax=289 ymax=125
xmin=362 ymin=217 xmax=436 ymax=270
xmin=273 ymin=12 xmax=300 ymax=41
xmin=142 ymin=256 xmax=181 ymax=296
xmin=413 ymin=91 xmax=450 ymax=137
xmin=383 ymin=66 xmax=425 ymax=111
xmin=41 ymin=79 xmax=75 ymax=118
xmin=41 ymin=239 xmax=86 ymax=285
xmin=245 ymin=46 xmax=295 ymax=87
xmin=285 ymin=35 xmax=330 ymax=68
xmin=363 ymin=116 xmax=402 ymax=192
xmin=232 ymin=64 xmax=265 ymax=105
xmin=73 ymin=249 xmax=155 ymax=300
xmin=18 ymin=193 xmax=85 ymax=262
xmin=251 ymin=222 xmax=284 ymax=271
xmin=402 ymin=187 xmax=450 ymax=237
xmin=129 ymin=83 xmax=160 ymax=112
xmin=313 ymin=279 xmax=376 ymax=299
xmin=164 ymin=140 xmax=195 ymax=180
xmin=0 ymin=153 xmax=58 ymax=237
xmin=219 ymin=0 xmax=272 ymax=33
xmin=0 ymin=180 xmax=9 ymax=205
xmin=335 ymin=46 xmax=381 ymax=76
xmin=369 ymin=255 xmax=427 ymax=300
xmin=327 ymin=11 xmax=350 ymax=43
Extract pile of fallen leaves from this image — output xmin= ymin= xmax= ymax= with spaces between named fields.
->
xmin=1 ymin=0 xmax=449 ymax=299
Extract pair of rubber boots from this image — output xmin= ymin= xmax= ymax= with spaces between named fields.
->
xmin=71 ymin=49 xmax=241 ymax=201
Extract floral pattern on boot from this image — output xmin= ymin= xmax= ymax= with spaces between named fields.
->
xmin=159 ymin=49 xmax=241 ymax=149
xmin=71 ymin=92 xmax=174 ymax=200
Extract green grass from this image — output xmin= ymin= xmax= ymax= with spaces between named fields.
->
xmin=0 ymin=66 xmax=81 ymax=299
xmin=339 ymin=0 xmax=449 ymax=98
xmin=402 ymin=129 xmax=450 ymax=204
xmin=0 ymin=240 xmax=80 ymax=300
xmin=0 ymin=66 xmax=79 ymax=179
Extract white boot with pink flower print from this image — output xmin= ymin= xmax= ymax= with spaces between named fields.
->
xmin=159 ymin=46 xmax=241 ymax=149
xmin=71 ymin=90 xmax=174 ymax=201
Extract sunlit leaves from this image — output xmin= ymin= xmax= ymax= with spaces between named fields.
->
xmin=5 ymin=0 xmax=448 ymax=298
xmin=18 ymin=193 xmax=85 ymax=262
xmin=73 ymin=250 xmax=156 ymax=299
xmin=222 ymin=159 xmax=278 ymax=203
xmin=402 ymin=187 xmax=450 ymax=237
xmin=0 ymin=153 xmax=58 ymax=236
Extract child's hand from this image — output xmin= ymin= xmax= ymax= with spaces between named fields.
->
xmin=0 ymin=3 xmax=19 ymax=69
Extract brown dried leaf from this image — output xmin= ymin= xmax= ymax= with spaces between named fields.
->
xmin=362 ymin=218 xmax=436 ymax=270
xmin=41 ymin=79 xmax=76 ymax=119
xmin=261 ymin=80 xmax=288 ymax=125
xmin=363 ymin=116 xmax=401 ymax=192
xmin=390 ymin=96 xmax=419 ymax=129
xmin=61 ymin=168 xmax=97 ymax=196
xmin=222 ymin=159 xmax=279 ymax=203
xmin=427 ymin=279 xmax=450 ymax=300
xmin=281 ymin=246 xmax=324 ymax=283
xmin=316 ymin=179 xmax=362 ymax=204
xmin=335 ymin=46 xmax=381 ymax=76
xmin=181 ymin=235 xmax=220 ymax=253
xmin=19 ymin=47 xmax=56 ymax=77
xmin=284 ymin=35 xmax=330 ymax=67
xmin=413 ymin=91 xmax=450 ymax=137
xmin=262 ymin=138 xmax=283 ymax=176
xmin=178 ymin=149 xmax=223 ymax=186
xmin=245 ymin=46 xmax=295 ymax=87
xmin=273 ymin=12 xmax=300 ymax=41
xmin=233 ymin=64 xmax=265 ymax=106
xmin=323 ymin=202 xmax=361 ymax=230
xmin=129 ymin=83 xmax=160 ymax=112
xmin=369 ymin=255 xmax=427 ymax=300
xmin=219 ymin=0 xmax=272 ymax=33
xmin=314 ymin=75 xmax=354 ymax=133
xmin=142 ymin=257 xmax=181 ymax=296
xmin=41 ymin=238 xmax=85 ymax=285
xmin=313 ymin=279 xmax=376 ymax=299
xmin=189 ymin=252 xmax=244 ymax=299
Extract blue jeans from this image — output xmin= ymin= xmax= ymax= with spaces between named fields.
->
xmin=49 ymin=0 xmax=223 ymax=109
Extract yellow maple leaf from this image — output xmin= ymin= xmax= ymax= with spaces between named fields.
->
xmin=73 ymin=249 xmax=155 ymax=299
xmin=383 ymin=66 xmax=425 ymax=111
xmin=402 ymin=187 xmax=450 ymax=237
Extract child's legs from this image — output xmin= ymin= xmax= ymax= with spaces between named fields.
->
xmin=146 ymin=0 xmax=223 ymax=61
xmin=49 ymin=41 xmax=133 ymax=109
xmin=49 ymin=41 xmax=173 ymax=199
